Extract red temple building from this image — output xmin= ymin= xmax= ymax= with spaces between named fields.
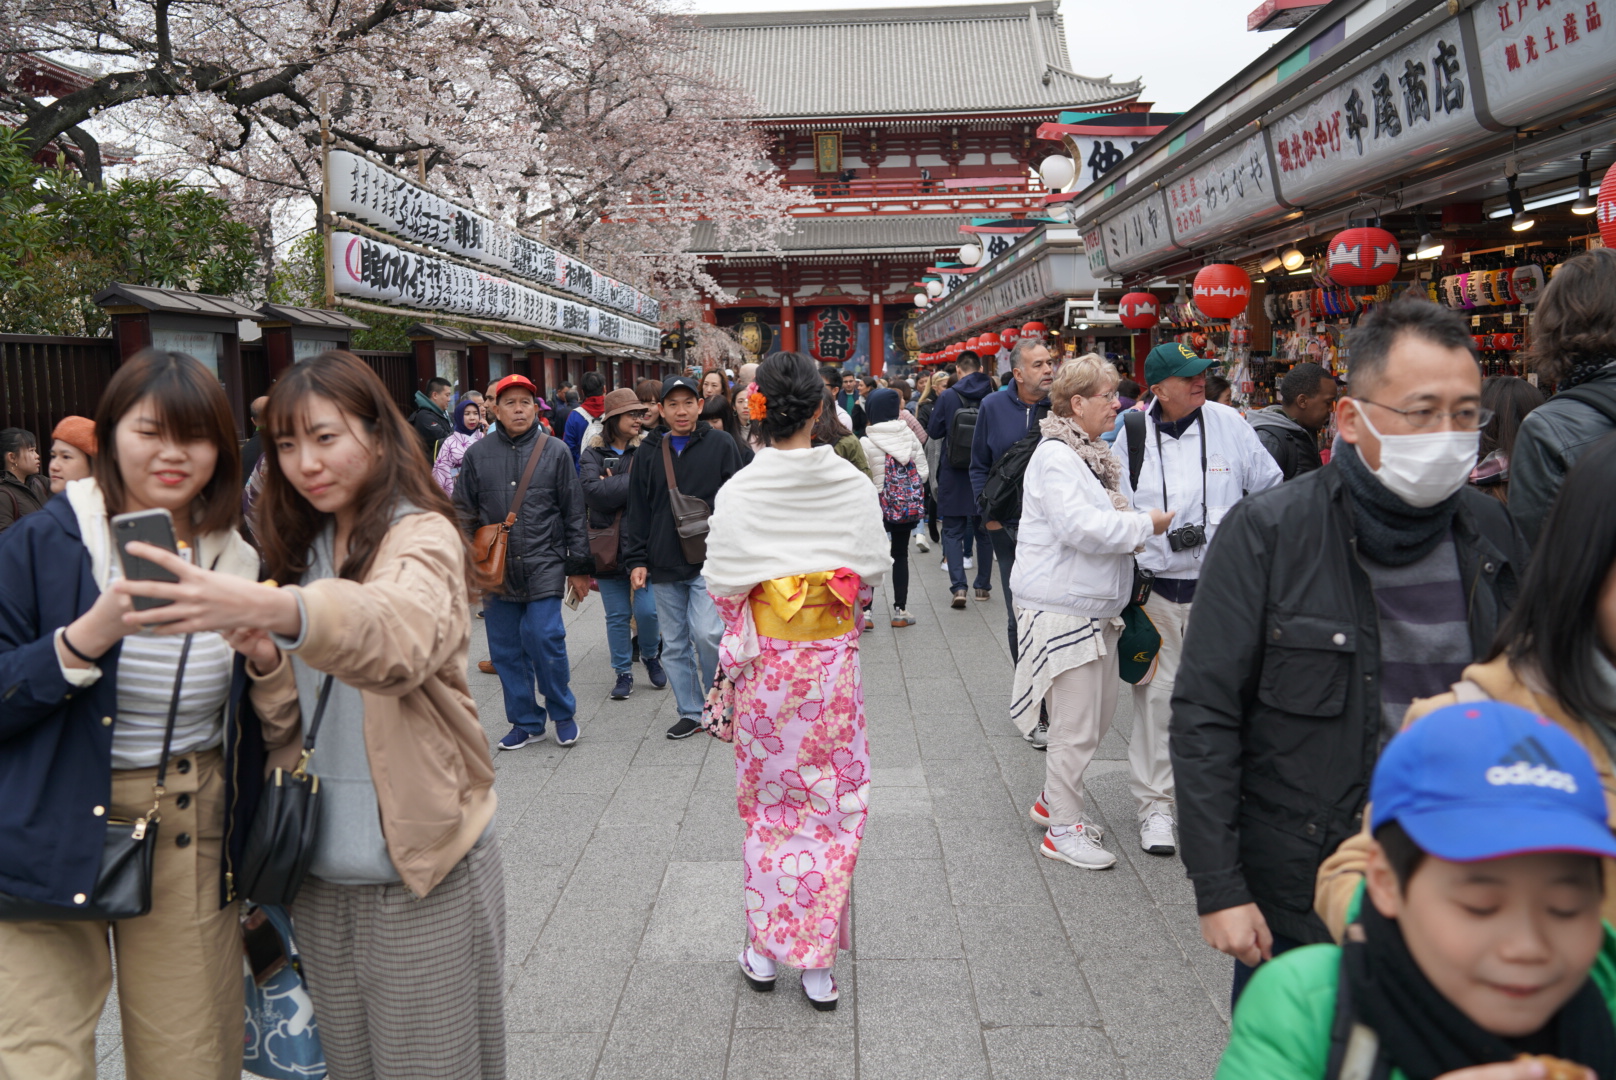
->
xmin=685 ymin=1 xmax=1147 ymax=375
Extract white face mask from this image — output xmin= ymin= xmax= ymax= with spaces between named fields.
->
xmin=1352 ymin=401 xmax=1479 ymax=508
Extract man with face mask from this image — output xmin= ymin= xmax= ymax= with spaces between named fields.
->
xmin=1169 ymin=297 xmax=1525 ymax=1006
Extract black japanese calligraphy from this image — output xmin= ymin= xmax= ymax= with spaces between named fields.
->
xmin=1371 ymin=73 xmax=1403 ymax=138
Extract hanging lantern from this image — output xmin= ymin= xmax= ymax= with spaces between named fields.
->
xmin=1494 ymin=333 xmax=1518 ymax=352
xmin=1118 ymin=291 xmax=1160 ymax=330
xmin=808 ymin=306 xmax=858 ymax=364
xmin=1511 ymin=264 xmax=1546 ymax=305
xmin=1000 ymin=327 xmax=1019 ymax=351
xmin=1599 ymin=161 xmax=1616 ymax=248
xmin=1326 ymin=227 xmax=1402 ymax=287
xmin=946 ymin=342 xmax=963 ymax=361
xmin=1192 ymin=264 xmax=1253 ymax=320
xmin=1020 ymin=321 xmax=1047 ymax=341
xmin=914 ymin=293 xmax=929 ymax=308
xmin=975 ymin=333 xmax=998 ymax=356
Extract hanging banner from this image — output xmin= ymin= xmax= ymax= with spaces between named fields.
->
xmin=331 ymin=231 xmax=659 ymax=350
xmin=327 ymin=150 xmax=659 ymax=323
xmin=1270 ymin=18 xmax=1487 ymax=207
xmin=808 ymin=306 xmax=858 ymax=363
xmin=1164 ymin=133 xmax=1283 ymax=248
xmin=1470 ymin=0 xmax=1616 ymax=128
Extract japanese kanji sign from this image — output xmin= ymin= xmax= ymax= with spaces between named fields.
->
xmin=1092 ymin=191 xmax=1181 ymax=276
xmin=1473 ymin=0 xmax=1611 ymax=127
xmin=1164 ymin=133 xmax=1282 ymax=248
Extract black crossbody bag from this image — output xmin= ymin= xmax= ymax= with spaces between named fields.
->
xmin=235 ymin=673 xmax=335 ymax=906
xmin=0 ymin=635 xmax=195 ymax=922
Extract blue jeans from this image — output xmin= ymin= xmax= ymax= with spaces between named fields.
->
xmin=942 ymin=515 xmax=993 ymax=593
xmin=483 ymin=595 xmax=575 ymax=734
xmin=597 ymin=576 xmax=660 ymax=675
xmin=652 ymin=576 xmax=722 ymax=720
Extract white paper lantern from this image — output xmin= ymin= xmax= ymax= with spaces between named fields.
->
xmin=1038 ymin=155 xmax=1076 ymax=192
xmin=957 ymin=244 xmax=983 ymax=267
xmin=914 ymin=293 xmax=930 ymax=308
xmin=924 ymin=279 xmax=944 ymax=298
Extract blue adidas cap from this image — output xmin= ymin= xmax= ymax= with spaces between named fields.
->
xmin=1370 ymin=701 xmax=1616 ymax=863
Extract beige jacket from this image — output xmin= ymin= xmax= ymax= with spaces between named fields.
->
xmin=1314 ymin=653 xmax=1616 ymax=938
xmin=249 ymin=511 xmax=495 ymax=898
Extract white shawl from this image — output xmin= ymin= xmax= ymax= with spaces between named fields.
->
xmin=703 ymin=445 xmax=892 ymax=597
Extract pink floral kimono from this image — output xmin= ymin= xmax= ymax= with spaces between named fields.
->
xmin=714 ymin=569 xmax=870 ymax=969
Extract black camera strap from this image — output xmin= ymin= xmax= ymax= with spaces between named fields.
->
xmin=1155 ymin=410 xmax=1208 ymax=530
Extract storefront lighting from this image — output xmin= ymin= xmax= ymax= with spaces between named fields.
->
xmin=958 ymin=244 xmax=983 ymax=266
xmin=1259 ymin=252 xmax=1283 ymax=274
xmin=1507 ymin=176 xmax=1535 ymax=232
xmin=1280 ymin=246 xmax=1306 ymax=271
xmin=1487 ymin=188 xmax=1597 ymax=218
xmin=1412 ymin=208 xmax=1444 ymax=260
xmin=925 ymin=279 xmax=944 ymax=298
xmin=1573 ymin=152 xmax=1599 ymax=215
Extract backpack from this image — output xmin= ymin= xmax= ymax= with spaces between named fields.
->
xmin=879 ymin=454 xmax=925 ymax=524
xmin=946 ymin=394 xmax=980 ymax=470
xmin=977 ymin=431 xmax=1044 ymax=525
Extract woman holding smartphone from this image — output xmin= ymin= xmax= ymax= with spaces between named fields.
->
xmin=109 ymin=351 xmax=505 ymax=1079
xmin=0 ymin=350 xmax=260 ymax=1080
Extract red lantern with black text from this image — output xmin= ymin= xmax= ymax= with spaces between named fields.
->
xmin=1192 ymin=264 xmax=1252 ymax=321
xmin=1599 ymin=161 xmax=1616 ymax=249
xmin=1020 ymin=321 xmax=1047 ymax=341
xmin=1118 ymin=292 xmax=1160 ymax=330
xmin=808 ymin=306 xmax=858 ymax=364
xmin=1326 ymin=227 xmax=1401 ymax=287
xmin=1000 ymin=328 xmax=1019 ymax=351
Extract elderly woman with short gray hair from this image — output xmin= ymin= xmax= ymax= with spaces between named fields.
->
xmin=1008 ymin=354 xmax=1173 ymax=871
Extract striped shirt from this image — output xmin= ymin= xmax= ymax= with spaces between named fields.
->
xmin=108 ymin=556 xmax=233 ymax=768
xmin=1361 ymin=534 xmax=1472 ymax=744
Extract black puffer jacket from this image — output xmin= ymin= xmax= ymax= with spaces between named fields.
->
xmin=453 ymin=423 xmax=591 ymax=602
xmin=1510 ymin=361 xmax=1616 ymax=548
xmin=622 ymin=425 xmax=744 ymax=584
xmin=1169 ymin=463 xmax=1525 ymax=944
xmin=579 ymin=434 xmax=642 ymax=579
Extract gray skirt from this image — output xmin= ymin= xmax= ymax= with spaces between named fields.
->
xmin=292 ymin=831 xmax=506 ymax=1080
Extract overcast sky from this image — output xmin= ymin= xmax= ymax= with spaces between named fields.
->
xmin=678 ymin=0 xmax=1295 ymax=114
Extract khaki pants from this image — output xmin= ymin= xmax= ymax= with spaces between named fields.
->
xmin=0 ymin=749 xmax=244 ymax=1080
xmin=1128 ymin=593 xmax=1190 ymax=822
xmin=1043 ymin=623 xmax=1124 ymax=826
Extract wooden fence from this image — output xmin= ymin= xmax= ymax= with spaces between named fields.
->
xmin=1 ymin=335 xmax=416 ymax=439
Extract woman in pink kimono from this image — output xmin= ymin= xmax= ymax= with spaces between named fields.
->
xmin=704 ymin=352 xmax=891 ymax=1011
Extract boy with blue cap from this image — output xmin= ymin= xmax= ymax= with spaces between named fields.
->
xmin=1218 ymin=700 xmax=1616 ymax=1080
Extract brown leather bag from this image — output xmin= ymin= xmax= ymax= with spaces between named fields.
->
xmin=470 ymin=431 xmax=547 ymax=589
xmin=662 ymin=435 xmax=711 ymax=565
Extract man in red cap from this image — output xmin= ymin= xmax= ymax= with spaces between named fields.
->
xmin=454 ymin=374 xmax=594 ymax=750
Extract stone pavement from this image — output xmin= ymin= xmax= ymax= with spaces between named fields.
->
xmin=95 ymin=538 xmax=1235 ymax=1079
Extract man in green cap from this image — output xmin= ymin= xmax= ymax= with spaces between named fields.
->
xmin=1112 ymin=342 xmax=1281 ymax=858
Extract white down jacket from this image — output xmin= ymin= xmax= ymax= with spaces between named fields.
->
xmin=1009 ymin=439 xmax=1153 ymax=619
xmin=861 ymin=419 xmax=929 ymax=491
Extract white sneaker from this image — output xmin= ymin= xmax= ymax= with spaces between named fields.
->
xmin=940 ymin=558 xmax=949 ymax=571
xmin=1139 ymin=810 xmax=1177 ymax=856
xmin=1040 ymin=823 xmax=1116 ymax=870
xmin=914 ymin=536 xmax=931 ymax=552
xmin=963 ymin=556 xmax=975 ymax=570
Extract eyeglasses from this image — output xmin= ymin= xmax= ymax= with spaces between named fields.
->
xmin=1084 ymin=391 xmax=1121 ymax=403
xmin=1354 ymin=398 xmax=1494 ymax=432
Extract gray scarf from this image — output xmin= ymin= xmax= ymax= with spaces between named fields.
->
xmin=1040 ymin=414 xmax=1123 ymax=493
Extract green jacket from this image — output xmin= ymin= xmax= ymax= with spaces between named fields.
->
xmin=1217 ymin=925 xmax=1616 ymax=1080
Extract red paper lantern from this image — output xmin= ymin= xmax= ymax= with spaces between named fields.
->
xmin=1192 ymin=264 xmax=1252 ymax=320
xmin=1473 ymin=334 xmax=1493 ymax=351
xmin=1020 ymin=321 xmax=1047 ymax=340
xmin=1118 ymin=291 xmax=1160 ymax=330
xmin=1000 ymin=328 xmax=1019 ymax=351
xmin=1327 ymin=227 xmax=1402 ymax=287
xmin=808 ymin=306 xmax=858 ymax=364
xmin=1493 ymin=333 xmax=1518 ymax=352
xmin=971 ymin=334 xmax=994 ymax=356
xmin=1599 ymin=161 xmax=1616 ymax=249
xmin=946 ymin=342 xmax=963 ymax=360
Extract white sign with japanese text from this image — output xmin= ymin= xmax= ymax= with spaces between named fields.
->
xmin=1270 ymin=18 xmax=1487 ymax=206
xmin=1472 ymin=0 xmax=1615 ymax=127
xmin=1164 ymin=133 xmax=1282 ymax=248
xmin=1094 ymin=191 xmax=1180 ymax=276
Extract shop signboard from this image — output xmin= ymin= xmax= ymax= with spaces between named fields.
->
xmin=1093 ymin=191 xmax=1180 ymax=275
xmin=330 ymin=230 xmax=659 ymax=350
xmin=1470 ymin=0 xmax=1616 ymax=128
xmin=1270 ymin=18 xmax=1488 ymax=206
xmin=327 ymin=149 xmax=659 ymax=322
xmin=1164 ymin=132 xmax=1282 ymax=248
xmin=916 ymin=244 xmax=1097 ymax=340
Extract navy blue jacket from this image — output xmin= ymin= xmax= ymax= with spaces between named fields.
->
xmin=0 ymin=497 xmax=264 ymax=909
xmin=969 ymin=377 xmax=1051 ymax=517
xmin=926 ymin=372 xmax=995 ymax=517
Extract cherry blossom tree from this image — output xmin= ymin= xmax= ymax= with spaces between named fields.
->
xmin=0 ymin=0 xmax=793 ymax=302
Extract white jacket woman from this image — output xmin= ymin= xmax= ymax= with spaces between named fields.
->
xmin=1008 ymin=354 xmax=1171 ymax=872
xmin=859 ymin=390 xmax=929 ymax=626
xmin=860 ymin=416 xmax=929 ymax=490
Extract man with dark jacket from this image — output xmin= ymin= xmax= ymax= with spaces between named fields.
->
xmin=1248 ymin=362 xmax=1336 ymax=480
xmin=1509 ymin=247 xmax=1616 ymax=547
xmin=454 ymin=374 xmax=593 ymax=751
xmin=1171 ymin=298 xmax=1525 ymax=1003
xmin=409 ymin=377 xmax=454 ymax=463
xmin=927 ymin=352 xmax=995 ymax=609
xmin=624 ymin=375 xmax=745 ymax=739
xmin=969 ymin=338 xmax=1054 ymax=659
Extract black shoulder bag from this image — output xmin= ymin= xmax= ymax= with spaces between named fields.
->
xmin=235 ymin=673 xmax=335 ymax=906
xmin=1123 ymin=410 xmax=1155 ymax=607
xmin=0 ymin=635 xmax=195 ymax=922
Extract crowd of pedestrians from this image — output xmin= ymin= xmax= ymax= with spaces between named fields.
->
xmin=1 ymin=248 xmax=1616 ymax=1080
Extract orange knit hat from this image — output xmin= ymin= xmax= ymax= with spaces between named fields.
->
xmin=51 ymin=416 xmax=97 ymax=457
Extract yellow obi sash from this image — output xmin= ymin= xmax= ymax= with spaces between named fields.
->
xmin=749 ymin=569 xmax=862 ymax=642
